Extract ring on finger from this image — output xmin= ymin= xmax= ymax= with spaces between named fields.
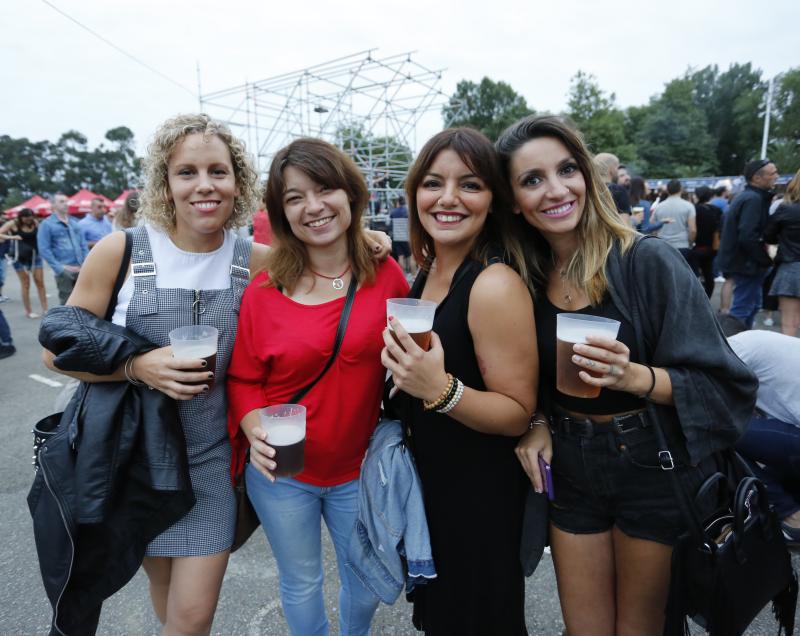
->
xmin=609 ymin=364 xmax=617 ymax=376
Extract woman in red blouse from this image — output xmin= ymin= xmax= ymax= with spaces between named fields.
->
xmin=227 ymin=138 xmax=408 ymax=635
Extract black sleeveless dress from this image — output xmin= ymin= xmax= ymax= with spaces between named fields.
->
xmin=401 ymin=257 xmax=528 ymax=635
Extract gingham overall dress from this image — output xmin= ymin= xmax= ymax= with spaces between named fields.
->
xmin=125 ymin=226 xmax=252 ymax=556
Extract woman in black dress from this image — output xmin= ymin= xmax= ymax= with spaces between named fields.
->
xmin=0 ymin=207 xmax=48 ymax=317
xmin=381 ymin=127 xmax=548 ymax=634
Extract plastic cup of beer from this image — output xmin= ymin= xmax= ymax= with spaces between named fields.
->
xmin=168 ymin=325 xmax=219 ymax=390
xmin=259 ymin=404 xmax=307 ymax=478
xmin=556 ymin=313 xmax=621 ymax=398
xmin=387 ymin=298 xmax=437 ymax=350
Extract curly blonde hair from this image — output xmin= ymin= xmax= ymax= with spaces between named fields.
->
xmin=139 ymin=113 xmax=261 ymax=231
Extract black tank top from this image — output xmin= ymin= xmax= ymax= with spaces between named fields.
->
xmin=398 ymin=256 xmax=528 ymax=634
xmin=536 ymin=290 xmax=645 ymax=415
xmin=13 ymin=224 xmax=37 ymax=263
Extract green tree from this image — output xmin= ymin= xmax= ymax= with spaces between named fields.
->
xmin=770 ymin=68 xmax=800 ymax=173
xmin=635 ymin=78 xmax=717 ymax=177
xmin=442 ymin=77 xmax=533 ymax=141
xmin=688 ymin=63 xmax=766 ymax=174
xmin=566 ymin=71 xmax=636 ymax=162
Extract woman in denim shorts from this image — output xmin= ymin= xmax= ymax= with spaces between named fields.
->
xmin=0 ymin=208 xmax=48 ymax=318
xmin=495 ymin=116 xmax=757 ymax=636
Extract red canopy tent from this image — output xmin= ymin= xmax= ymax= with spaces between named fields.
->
xmin=67 ymin=189 xmax=114 ymax=216
xmin=3 ymin=195 xmax=52 ymax=219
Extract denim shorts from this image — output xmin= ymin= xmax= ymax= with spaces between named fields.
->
xmin=13 ymin=254 xmax=43 ymax=271
xmin=549 ymin=417 xmax=716 ymax=546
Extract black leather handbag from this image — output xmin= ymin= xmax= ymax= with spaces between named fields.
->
xmin=231 ymin=275 xmax=358 ymax=552
xmin=626 ymin=237 xmax=797 ymax=635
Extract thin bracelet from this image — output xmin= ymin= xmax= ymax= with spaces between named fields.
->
xmin=639 ymin=364 xmax=656 ymax=400
xmin=529 ymin=414 xmax=549 ymax=430
xmin=124 ymin=354 xmax=144 ymax=386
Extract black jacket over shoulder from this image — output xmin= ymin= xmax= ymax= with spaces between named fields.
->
xmin=606 ymin=237 xmax=758 ymax=465
xmin=30 ymin=306 xmax=195 ymax=636
xmin=717 ymin=185 xmax=773 ymax=276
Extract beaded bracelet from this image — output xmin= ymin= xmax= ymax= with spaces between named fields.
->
xmin=437 ymin=378 xmax=464 ymax=414
xmin=423 ymin=373 xmax=455 ymax=411
xmin=124 ymin=354 xmax=144 ymax=386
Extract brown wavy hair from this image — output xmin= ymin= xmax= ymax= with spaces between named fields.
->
xmin=404 ymin=127 xmax=529 ymax=282
xmin=495 ymin=115 xmax=636 ymax=305
xmin=264 ymin=138 xmax=376 ymax=293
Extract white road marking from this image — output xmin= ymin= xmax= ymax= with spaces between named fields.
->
xmin=28 ymin=374 xmax=63 ymax=388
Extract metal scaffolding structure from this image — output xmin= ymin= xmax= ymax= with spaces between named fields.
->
xmin=199 ymin=49 xmax=461 ymax=210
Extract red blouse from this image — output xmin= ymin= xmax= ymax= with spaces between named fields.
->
xmin=227 ymin=258 xmax=409 ymax=486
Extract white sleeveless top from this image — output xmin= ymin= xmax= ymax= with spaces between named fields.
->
xmin=112 ymin=224 xmax=238 ymax=326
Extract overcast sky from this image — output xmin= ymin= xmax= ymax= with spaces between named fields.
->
xmin=2 ymin=0 xmax=798 ymax=161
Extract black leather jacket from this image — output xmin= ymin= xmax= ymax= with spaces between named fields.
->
xmin=30 ymin=306 xmax=195 ymax=635
xmin=718 ymin=185 xmax=773 ymax=276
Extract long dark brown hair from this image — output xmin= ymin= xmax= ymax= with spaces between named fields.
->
xmin=405 ymin=127 xmax=528 ymax=282
xmin=264 ymin=137 xmax=376 ymax=293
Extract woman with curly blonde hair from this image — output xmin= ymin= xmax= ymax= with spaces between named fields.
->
xmin=43 ymin=113 xmax=269 ymax=635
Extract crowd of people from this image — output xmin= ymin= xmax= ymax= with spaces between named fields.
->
xmin=12 ymin=109 xmax=800 ymax=636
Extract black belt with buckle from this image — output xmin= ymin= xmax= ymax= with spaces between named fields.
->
xmin=550 ymin=411 xmax=648 ymax=438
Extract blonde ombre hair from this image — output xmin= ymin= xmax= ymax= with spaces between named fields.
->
xmin=139 ymin=113 xmax=261 ymax=232
xmin=496 ymin=115 xmax=636 ymax=305
xmin=784 ymin=169 xmax=800 ymax=204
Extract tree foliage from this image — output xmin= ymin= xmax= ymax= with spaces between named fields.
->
xmin=0 ymin=126 xmax=141 ymax=208
xmin=688 ymin=63 xmax=766 ymax=174
xmin=635 ymin=78 xmax=717 ymax=177
xmin=442 ymin=77 xmax=533 ymax=141
xmin=566 ymin=71 xmax=636 ymax=163
xmin=770 ymin=67 xmax=800 ymax=173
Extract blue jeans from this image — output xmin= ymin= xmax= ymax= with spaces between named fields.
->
xmin=735 ymin=413 xmax=800 ymax=519
xmin=246 ymin=466 xmax=379 ymax=636
xmin=0 ymin=308 xmax=11 ymax=344
xmin=729 ymin=271 xmax=767 ymax=329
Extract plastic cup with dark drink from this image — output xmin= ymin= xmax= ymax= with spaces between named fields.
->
xmin=169 ymin=325 xmax=219 ymax=390
xmin=260 ymin=404 xmax=307 ymax=478
xmin=556 ymin=313 xmax=621 ymax=398
xmin=387 ymin=298 xmax=437 ymax=350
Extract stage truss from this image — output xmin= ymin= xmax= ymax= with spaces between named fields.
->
xmin=199 ymin=50 xmax=462 ymax=210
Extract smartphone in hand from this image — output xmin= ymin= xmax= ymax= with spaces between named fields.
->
xmin=538 ymin=455 xmax=554 ymax=501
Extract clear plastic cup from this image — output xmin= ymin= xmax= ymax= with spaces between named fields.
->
xmin=387 ymin=298 xmax=437 ymax=350
xmin=259 ymin=404 xmax=307 ymax=477
xmin=168 ymin=325 xmax=219 ymax=389
xmin=556 ymin=313 xmax=621 ymax=398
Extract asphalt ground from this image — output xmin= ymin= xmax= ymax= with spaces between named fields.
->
xmin=0 ymin=264 xmax=794 ymax=635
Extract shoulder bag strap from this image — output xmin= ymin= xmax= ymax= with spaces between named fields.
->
xmin=289 ymin=274 xmax=358 ymax=404
xmin=626 ymin=236 xmax=707 ymax=543
xmin=103 ymin=229 xmax=132 ymax=321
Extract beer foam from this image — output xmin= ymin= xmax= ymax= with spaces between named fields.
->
xmin=389 ymin=317 xmax=432 ymax=333
xmin=556 ymin=328 xmax=616 ymax=344
xmin=173 ymin=344 xmax=216 ymax=359
xmin=265 ymin=423 xmax=305 ymax=446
